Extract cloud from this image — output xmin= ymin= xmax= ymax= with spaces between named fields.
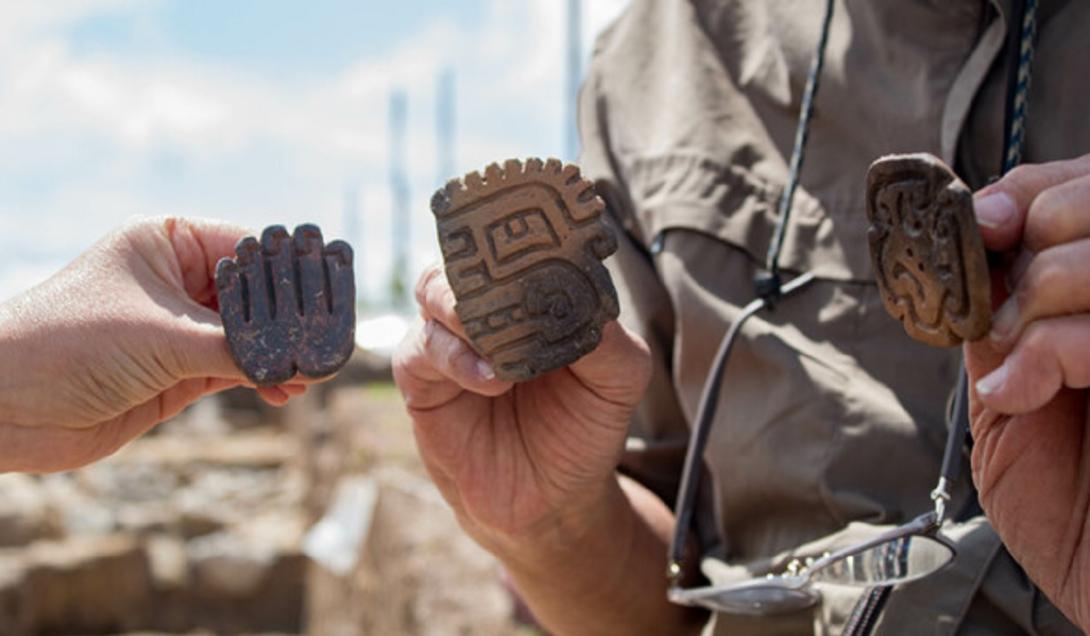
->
xmin=0 ymin=1 xmax=633 ymax=303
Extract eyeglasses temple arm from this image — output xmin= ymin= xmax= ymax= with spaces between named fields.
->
xmin=931 ymin=363 xmax=970 ymax=524
xmin=805 ymin=510 xmax=940 ymax=580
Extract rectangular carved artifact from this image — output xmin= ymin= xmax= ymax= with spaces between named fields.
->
xmin=866 ymin=153 xmax=991 ymax=347
xmin=431 ymin=159 xmax=619 ymax=382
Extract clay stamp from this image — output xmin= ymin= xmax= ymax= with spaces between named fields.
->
xmin=215 ymin=224 xmax=356 ymax=385
xmin=865 ymin=153 xmax=991 ymax=347
xmin=431 ymin=158 xmax=619 ymax=382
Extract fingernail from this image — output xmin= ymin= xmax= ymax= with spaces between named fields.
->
xmin=476 ymin=359 xmax=495 ymax=380
xmin=989 ymin=297 xmax=1019 ymax=343
xmin=974 ymin=192 xmax=1017 ymax=229
xmin=976 ymin=362 xmax=1009 ymax=396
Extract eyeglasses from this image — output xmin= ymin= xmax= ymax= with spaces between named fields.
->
xmin=664 ymin=271 xmax=966 ymax=615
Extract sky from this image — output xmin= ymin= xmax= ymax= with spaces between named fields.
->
xmin=0 ymin=0 xmax=630 ymax=305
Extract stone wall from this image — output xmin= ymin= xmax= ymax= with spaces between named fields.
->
xmin=0 ymin=356 xmax=530 ymax=635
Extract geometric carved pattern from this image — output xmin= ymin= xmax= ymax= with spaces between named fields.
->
xmin=215 ymin=224 xmax=356 ymax=385
xmin=431 ymin=158 xmax=619 ymax=381
xmin=865 ymin=153 xmax=991 ymax=347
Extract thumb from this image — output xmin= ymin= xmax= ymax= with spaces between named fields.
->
xmin=161 ymin=217 xmax=252 ymax=381
xmin=569 ymin=320 xmax=651 ymax=407
xmin=169 ymin=311 xmax=248 ymax=381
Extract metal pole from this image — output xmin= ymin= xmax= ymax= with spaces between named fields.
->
xmin=389 ymin=90 xmax=410 ymax=309
xmin=437 ymin=69 xmax=456 ymax=183
xmin=342 ymin=185 xmax=363 ymax=307
xmin=565 ymin=0 xmax=582 ymax=160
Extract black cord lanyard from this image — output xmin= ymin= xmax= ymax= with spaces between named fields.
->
xmin=756 ymin=0 xmax=836 ymax=303
xmin=667 ymin=0 xmax=1039 ymax=590
xmin=666 ymin=0 xmax=834 ymax=581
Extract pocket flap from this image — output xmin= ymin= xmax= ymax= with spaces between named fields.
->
xmin=623 ymin=152 xmax=874 ymax=282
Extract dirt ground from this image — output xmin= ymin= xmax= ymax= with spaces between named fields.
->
xmin=0 ymin=363 xmax=536 ymax=635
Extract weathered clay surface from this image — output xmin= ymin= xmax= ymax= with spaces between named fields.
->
xmin=216 ymin=224 xmax=356 ymax=385
xmin=431 ymin=158 xmax=619 ymax=382
xmin=865 ymin=153 xmax=991 ymax=347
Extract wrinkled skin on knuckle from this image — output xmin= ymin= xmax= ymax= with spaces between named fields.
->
xmin=415 ymin=264 xmax=443 ymax=305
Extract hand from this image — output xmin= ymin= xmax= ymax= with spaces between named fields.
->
xmin=964 ymin=154 xmax=1090 ymax=631
xmin=393 ymin=264 xmax=651 ymax=550
xmin=0 ymin=217 xmax=306 ymax=474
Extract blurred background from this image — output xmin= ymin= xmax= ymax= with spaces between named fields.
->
xmin=0 ymin=1 xmax=628 ymax=634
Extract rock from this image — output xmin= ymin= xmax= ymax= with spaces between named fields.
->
xmin=306 ymin=468 xmax=517 ymax=636
xmin=174 ymin=513 xmax=307 ymax=634
xmin=0 ymin=474 xmax=62 ymax=547
xmin=189 ymin=532 xmax=277 ymax=597
xmin=0 ymin=557 xmax=31 ymax=635
xmin=147 ymin=535 xmax=189 ymax=591
xmin=302 ymin=476 xmax=379 ymax=577
xmin=18 ymin=535 xmax=152 ymax=634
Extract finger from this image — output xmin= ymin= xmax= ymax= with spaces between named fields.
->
xmin=112 ymin=377 xmax=240 ymax=430
xmin=567 ymin=320 xmax=651 ymax=406
xmin=163 ymin=217 xmax=252 ymax=308
xmin=280 ymin=383 xmax=307 ymax=397
xmin=420 ymin=320 xmax=510 ymax=397
xmin=257 ymin=386 xmax=291 ymax=406
xmin=1004 ymin=248 xmax=1035 ymax=292
xmin=989 ymin=239 xmax=1090 ymax=347
xmin=1023 ymin=172 xmax=1090 ymax=253
xmin=392 ymin=319 xmax=510 ymax=411
xmin=261 ymin=225 xmax=298 ymax=320
xmin=393 ymin=320 xmax=463 ymax=410
xmin=293 ymin=224 xmax=328 ymax=316
xmin=414 ymin=263 xmax=468 ymax=340
xmin=168 ymin=308 xmax=251 ymax=380
xmin=414 ymin=263 xmax=443 ymax=315
xmin=974 ymin=154 xmax=1090 ymax=252
xmin=974 ymin=314 xmax=1090 ymax=414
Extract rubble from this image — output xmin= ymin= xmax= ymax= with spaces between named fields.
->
xmin=5 ymin=535 xmax=152 ymax=635
xmin=0 ymin=474 xmax=61 ymax=547
xmin=0 ymin=366 xmax=528 ymax=635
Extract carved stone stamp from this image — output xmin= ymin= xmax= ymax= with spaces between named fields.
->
xmin=865 ymin=153 xmax=991 ymax=347
xmin=215 ymin=224 xmax=356 ymax=386
xmin=431 ymin=158 xmax=619 ymax=382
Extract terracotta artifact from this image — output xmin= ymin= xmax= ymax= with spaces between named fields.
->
xmin=865 ymin=153 xmax=991 ymax=347
xmin=215 ymin=224 xmax=356 ymax=385
xmin=431 ymin=158 xmax=619 ymax=382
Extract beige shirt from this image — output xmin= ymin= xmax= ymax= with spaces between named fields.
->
xmin=578 ymin=0 xmax=1089 ymax=634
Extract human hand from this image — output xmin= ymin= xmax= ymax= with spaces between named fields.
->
xmin=964 ymin=154 xmax=1090 ymax=631
xmin=0 ymin=217 xmax=306 ymax=474
xmin=393 ymin=264 xmax=651 ymax=554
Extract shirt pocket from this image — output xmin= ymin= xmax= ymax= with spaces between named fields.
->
xmin=621 ymin=153 xmax=951 ymax=561
xmin=621 ymin=151 xmax=867 ymax=282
